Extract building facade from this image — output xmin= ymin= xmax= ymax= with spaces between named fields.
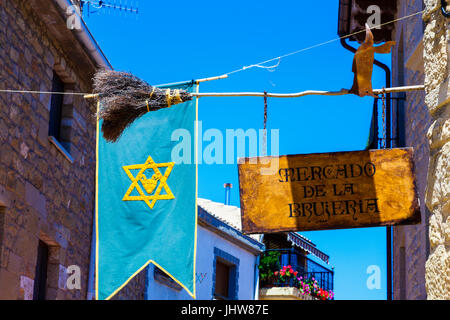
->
xmin=145 ymin=198 xmax=265 ymax=300
xmin=390 ymin=0 xmax=430 ymax=300
xmin=0 ymin=0 xmax=146 ymax=299
xmin=391 ymin=0 xmax=450 ymax=300
xmin=421 ymin=0 xmax=450 ymax=300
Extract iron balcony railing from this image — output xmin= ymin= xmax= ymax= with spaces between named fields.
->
xmin=260 ymin=248 xmax=334 ymax=292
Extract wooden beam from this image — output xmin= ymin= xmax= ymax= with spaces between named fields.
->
xmin=83 ymin=85 xmax=424 ymax=100
xmin=192 ymin=85 xmax=424 ymax=98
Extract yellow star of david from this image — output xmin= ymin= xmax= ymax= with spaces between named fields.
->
xmin=122 ymin=155 xmax=175 ymax=210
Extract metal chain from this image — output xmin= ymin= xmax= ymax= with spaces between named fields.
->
xmin=381 ymin=88 xmax=387 ymax=149
xmin=263 ymin=91 xmax=268 ymax=156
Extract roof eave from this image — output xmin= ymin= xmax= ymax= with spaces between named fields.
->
xmin=198 ymin=207 xmax=265 ymax=255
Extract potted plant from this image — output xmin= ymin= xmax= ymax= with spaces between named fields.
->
xmin=258 ymin=251 xmax=280 ymax=287
xmin=273 ymin=265 xmax=299 ymax=287
xmin=297 ymin=276 xmax=334 ymax=300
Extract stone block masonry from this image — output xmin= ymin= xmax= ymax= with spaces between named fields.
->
xmin=423 ymin=0 xmax=450 ymax=300
xmin=0 ymin=0 xmax=145 ymax=299
xmin=391 ymin=0 xmax=431 ymax=300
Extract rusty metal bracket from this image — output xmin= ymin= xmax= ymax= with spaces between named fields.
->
xmin=349 ymin=24 xmax=396 ymax=97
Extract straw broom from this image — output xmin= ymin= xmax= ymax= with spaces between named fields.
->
xmin=93 ymin=70 xmax=193 ymax=142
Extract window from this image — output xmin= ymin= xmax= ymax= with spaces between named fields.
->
xmin=0 ymin=207 xmax=5 ymax=268
xmin=48 ymin=70 xmax=74 ymax=162
xmin=214 ymin=259 xmax=231 ymax=299
xmin=48 ymin=71 xmax=64 ymax=143
xmin=212 ymin=248 xmax=239 ymax=300
xmin=399 ymin=246 xmax=406 ymax=300
xmin=33 ymin=240 xmax=49 ymax=300
xmin=395 ymin=31 xmax=406 ymax=148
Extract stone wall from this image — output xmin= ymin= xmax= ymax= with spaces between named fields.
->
xmin=112 ymin=269 xmax=147 ymax=300
xmin=0 ymin=0 xmax=145 ymax=299
xmin=422 ymin=0 xmax=450 ymax=300
xmin=392 ymin=0 xmax=450 ymax=301
xmin=391 ymin=0 xmax=430 ymax=300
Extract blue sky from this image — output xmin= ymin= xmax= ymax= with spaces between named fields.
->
xmin=83 ymin=0 xmax=391 ymax=300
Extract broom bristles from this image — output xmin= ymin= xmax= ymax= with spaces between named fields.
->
xmin=93 ymin=70 xmax=193 ymax=142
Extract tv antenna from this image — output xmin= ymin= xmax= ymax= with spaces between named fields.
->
xmin=80 ymin=1 xmax=139 ymax=17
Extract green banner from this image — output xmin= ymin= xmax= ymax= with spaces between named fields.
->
xmin=95 ymin=82 xmax=198 ymax=300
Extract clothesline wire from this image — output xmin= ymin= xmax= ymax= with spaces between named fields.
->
xmin=0 ymin=89 xmax=89 ymax=95
xmin=0 ymin=9 xmax=425 ymax=96
xmin=224 ymin=9 xmax=425 ymax=76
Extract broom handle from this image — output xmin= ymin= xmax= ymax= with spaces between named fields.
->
xmin=83 ymin=85 xmax=423 ymax=99
xmin=82 ymin=75 xmax=230 ymax=100
xmin=195 ymin=74 xmax=228 ymax=83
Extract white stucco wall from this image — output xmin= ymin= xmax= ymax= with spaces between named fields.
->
xmin=145 ymin=224 xmax=259 ymax=300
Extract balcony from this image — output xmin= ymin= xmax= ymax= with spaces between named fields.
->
xmin=258 ymin=248 xmax=334 ymax=300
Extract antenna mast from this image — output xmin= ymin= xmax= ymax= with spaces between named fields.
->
xmin=80 ymin=1 xmax=139 ymax=17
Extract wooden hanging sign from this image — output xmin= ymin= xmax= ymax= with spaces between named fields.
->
xmin=238 ymin=148 xmax=421 ymax=234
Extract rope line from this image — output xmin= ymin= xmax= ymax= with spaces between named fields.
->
xmin=0 ymin=10 xmax=424 ymax=97
xmin=243 ymin=58 xmax=282 ymax=73
xmin=224 ymin=10 xmax=424 ymax=76
xmin=0 ymin=89 xmax=91 ymax=95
